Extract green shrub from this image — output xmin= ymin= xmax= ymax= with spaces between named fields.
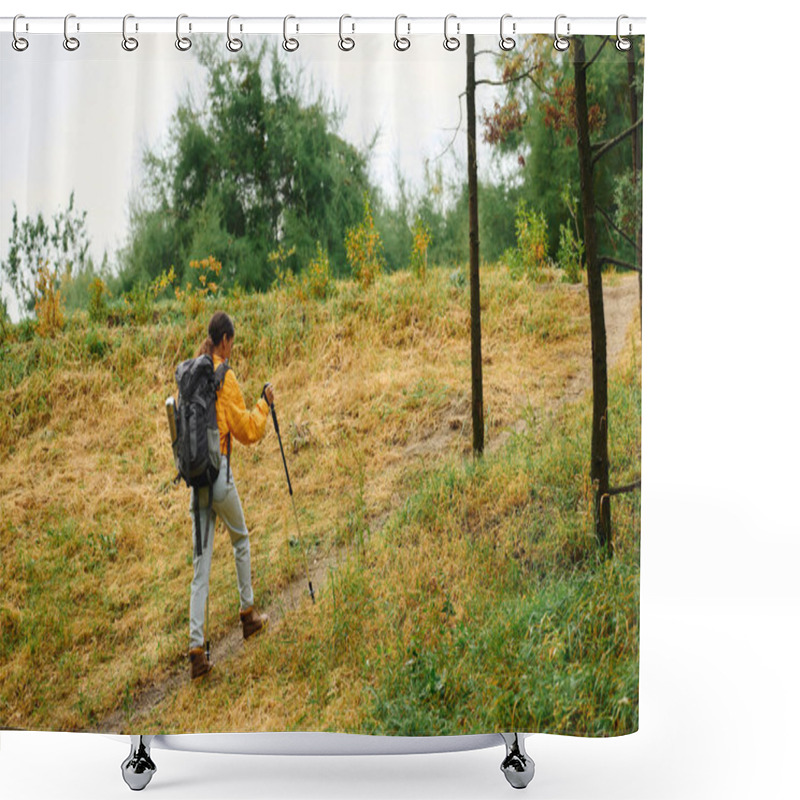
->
xmin=270 ymin=245 xmax=299 ymax=291
xmin=88 ymin=278 xmax=110 ymax=324
xmin=410 ymin=218 xmax=432 ymax=280
xmin=174 ymin=256 xmax=222 ymax=320
xmin=345 ymin=194 xmax=386 ymax=289
xmin=122 ymin=281 xmax=152 ymax=325
xmin=304 ymin=243 xmax=332 ymax=300
xmin=506 ymin=201 xmax=549 ymax=280
xmin=0 ymin=298 xmax=9 ymax=343
xmin=34 ymin=263 xmax=65 ymax=338
xmin=558 ymin=224 xmax=585 ymax=284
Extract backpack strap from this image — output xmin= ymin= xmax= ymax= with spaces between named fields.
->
xmin=214 ymin=362 xmax=232 ymax=483
xmin=193 ymin=487 xmax=203 ymax=558
xmin=203 ymin=469 xmax=213 ymax=553
xmin=213 ymin=362 xmax=230 ymax=391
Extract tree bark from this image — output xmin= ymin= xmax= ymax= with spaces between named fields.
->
xmin=467 ymin=34 xmax=484 ymax=457
xmin=574 ymin=36 xmax=612 ymax=552
xmin=627 ymin=43 xmax=643 ymax=322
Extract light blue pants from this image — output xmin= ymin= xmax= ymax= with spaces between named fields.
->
xmin=189 ymin=457 xmax=255 ymax=650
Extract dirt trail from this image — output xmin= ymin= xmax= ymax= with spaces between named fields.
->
xmin=96 ymin=274 xmax=639 ymax=733
xmin=562 ymin=275 xmax=640 ymax=403
xmin=97 ymin=549 xmax=339 ymax=733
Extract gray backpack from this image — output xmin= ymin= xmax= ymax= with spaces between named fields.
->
xmin=174 ymin=354 xmax=230 ymax=557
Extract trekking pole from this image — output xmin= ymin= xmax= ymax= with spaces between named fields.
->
xmin=263 ymin=386 xmax=316 ymax=604
xmin=204 ymin=593 xmax=211 ymax=663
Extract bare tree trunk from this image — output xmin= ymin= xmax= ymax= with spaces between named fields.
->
xmin=627 ymin=44 xmax=642 ymax=324
xmin=467 ymin=33 xmax=484 ymax=457
xmin=574 ymin=36 xmax=611 ymax=552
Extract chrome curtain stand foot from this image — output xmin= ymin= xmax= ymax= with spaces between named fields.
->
xmin=500 ymin=733 xmax=535 ymax=790
xmin=121 ymin=735 xmax=157 ymax=791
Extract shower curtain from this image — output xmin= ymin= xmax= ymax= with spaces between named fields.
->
xmin=0 ymin=18 xmax=643 ymax=740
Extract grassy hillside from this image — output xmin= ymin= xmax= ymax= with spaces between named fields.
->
xmin=0 ymin=265 xmax=640 ymax=735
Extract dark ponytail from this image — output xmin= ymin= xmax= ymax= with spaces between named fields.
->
xmin=196 ymin=311 xmax=235 ymax=357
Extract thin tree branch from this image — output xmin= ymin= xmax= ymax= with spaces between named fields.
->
xmin=597 ymin=205 xmax=642 ymax=254
xmin=476 ymin=65 xmax=539 ymax=89
xmin=600 ymin=256 xmax=642 ymax=274
xmin=586 ymin=36 xmax=611 ymax=70
xmin=592 ymin=118 xmax=643 ymax=166
xmin=605 ymin=479 xmax=641 ymax=497
xmin=435 ymin=90 xmax=467 ymax=160
xmin=476 ymin=64 xmax=554 ymax=99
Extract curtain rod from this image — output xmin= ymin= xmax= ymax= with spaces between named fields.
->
xmin=0 ymin=16 xmax=646 ymax=37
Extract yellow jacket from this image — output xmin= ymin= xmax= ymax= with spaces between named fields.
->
xmin=213 ymin=355 xmax=269 ymax=456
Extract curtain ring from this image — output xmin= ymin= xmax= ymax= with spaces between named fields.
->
xmin=553 ymin=14 xmax=570 ymax=51
xmin=616 ymin=15 xmax=632 ymax=51
xmin=338 ymin=15 xmax=355 ymax=51
xmin=12 ymin=14 xmax=29 ymax=52
xmin=226 ymin=15 xmax=243 ymax=52
xmin=394 ymin=14 xmax=411 ymax=51
xmin=63 ymin=14 xmax=80 ymax=51
xmin=443 ymin=14 xmax=460 ymax=51
xmin=499 ymin=14 xmax=515 ymax=51
xmin=176 ymin=14 xmax=192 ymax=51
xmin=122 ymin=14 xmax=139 ymax=51
xmin=283 ymin=15 xmax=299 ymax=51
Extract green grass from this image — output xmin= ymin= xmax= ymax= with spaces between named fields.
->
xmin=358 ymin=360 xmax=641 ymax=736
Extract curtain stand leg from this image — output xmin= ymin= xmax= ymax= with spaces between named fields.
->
xmin=121 ymin=735 xmax=156 ymax=791
xmin=500 ymin=732 xmax=535 ymax=789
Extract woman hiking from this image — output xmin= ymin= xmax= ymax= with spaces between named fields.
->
xmin=187 ymin=311 xmax=274 ymax=680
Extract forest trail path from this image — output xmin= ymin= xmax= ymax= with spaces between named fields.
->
xmin=487 ymin=273 xmax=640 ymax=449
xmin=565 ymin=273 xmax=640 ymax=402
xmin=96 ymin=272 xmax=640 ymax=733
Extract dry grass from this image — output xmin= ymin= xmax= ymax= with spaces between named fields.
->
xmin=0 ymin=266 xmax=638 ymax=733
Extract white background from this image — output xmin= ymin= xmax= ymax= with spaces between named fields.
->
xmin=2 ymin=1 xmax=799 ymax=799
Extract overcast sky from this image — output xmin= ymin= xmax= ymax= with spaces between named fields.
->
xmin=1 ymin=32 xmax=506 ymax=318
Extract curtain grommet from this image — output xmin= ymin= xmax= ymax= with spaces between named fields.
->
xmin=121 ymin=14 xmax=139 ymax=51
xmin=176 ymin=14 xmax=192 ymax=51
xmin=226 ymin=15 xmax=243 ymax=52
xmin=63 ymin=13 xmax=80 ymax=51
xmin=394 ymin=15 xmax=411 ymax=51
xmin=12 ymin=14 xmax=29 ymax=51
xmin=553 ymin=14 xmax=570 ymax=52
xmin=338 ymin=14 xmax=355 ymax=51
xmin=499 ymin=14 xmax=516 ymax=51
xmin=283 ymin=15 xmax=300 ymax=52
xmin=444 ymin=14 xmax=460 ymax=51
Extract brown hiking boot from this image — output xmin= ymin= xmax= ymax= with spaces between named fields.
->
xmin=189 ymin=647 xmax=213 ymax=680
xmin=240 ymin=606 xmax=265 ymax=640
